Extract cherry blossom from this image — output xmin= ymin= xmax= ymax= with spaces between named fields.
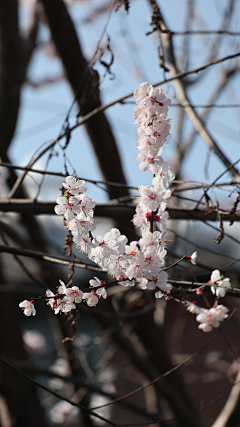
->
xmin=54 ymin=196 xmax=75 ymax=221
xmin=152 ymin=161 xmax=175 ymax=189
xmin=103 ymin=228 xmax=128 ymax=254
xmin=153 ymin=208 xmax=169 ymax=232
xmin=68 ymin=212 xmax=96 ymax=237
xmin=45 ymin=289 xmax=76 ymax=314
xmin=62 ymin=176 xmax=87 ymax=195
xmin=139 ymin=231 xmax=162 ymax=250
xmin=134 ymin=82 xmax=152 ymax=104
xmin=210 ymin=270 xmax=231 ymax=298
xmin=96 ymin=287 xmax=107 ymax=299
xmin=196 ymin=305 xmax=229 ymax=332
xmin=132 ymin=204 xmax=151 ymax=231
xmin=89 ymin=277 xmax=106 ymax=288
xmin=189 ymin=251 xmax=197 ymax=265
xmin=138 ymin=185 xmax=170 ymax=212
xmin=83 ymin=291 xmax=99 ymax=307
xmin=118 ymin=279 xmax=135 ymax=287
xmin=136 ymin=134 xmax=158 ymax=156
xmin=137 ymin=152 xmax=163 ymax=174
xmin=146 ymin=271 xmax=172 ymax=294
xmin=19 ymin=300 xmax=36 ymax=316
xmin=58 ymin=280 xmax=83 ymax=303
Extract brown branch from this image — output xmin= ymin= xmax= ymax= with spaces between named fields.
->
xmin=0 ymin=244 xmax=102 ymax=272
xmin=0 ymin=198 xmax=239 ymax=222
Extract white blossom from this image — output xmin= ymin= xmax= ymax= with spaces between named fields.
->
xmin=83 ymin=291 xmax=99 ymax=307
xmin=134 ymin=82 xmax=152 ymax=104
xmin=137 ymin=152 xmax=163 ymax=175
xmin=196 ymin=305 xmax=229 ymax=332
xmin=58 ymin=280 xmax=83 ymax=303
xmin=62 ymin=176 xmax=87 ymax=195
xmin=46 ymin=288 xmax=76 ymax=314
xmin=152 ymin=161 xmax=175 ymax=189
xmin=210 ymin=270 xmax=231 ymax=298
xmin=190 ymin=251 xmax=198 ymax=265
xmin=96 ymin=287 xmax=107 ymax=299
xmin=68 ymin=212 xmax=95 ymax=237
xmin=19 ymin=300 xmax=36 ymax=316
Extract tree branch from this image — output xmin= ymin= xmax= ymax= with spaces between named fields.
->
xmin=0 ymin=198 xmax=239 ymax=222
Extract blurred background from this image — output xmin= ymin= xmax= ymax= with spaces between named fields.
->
xmin=0 ymin=0 xmax=240 ymax=426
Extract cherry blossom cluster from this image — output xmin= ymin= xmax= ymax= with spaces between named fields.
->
xmin=18 ymin=83 xmax=231 ymax=334
xmin=53 ymin=175 xmax=173 ymax=295
xmin=185 ymin=269 xmax=231 ymax=332
xmin=19 ymin=279 xmax=108 ymax=316
xmin=45 ymin=279 xmax=107 ymax=313
xmin=52 ymin=84 xmax=176 ymax=300
xmin=132 ymin=83 xmax=174 ymax=233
